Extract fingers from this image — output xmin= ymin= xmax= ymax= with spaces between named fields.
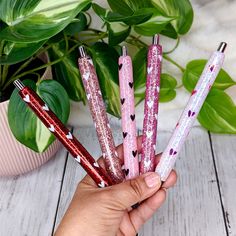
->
xmin=129 ymin=189 xmax=166 ymax=232
xmin=162 ymin=170 xmax=177 ymax=189
xmin=109 ymin=172 xmax=161 ymax=210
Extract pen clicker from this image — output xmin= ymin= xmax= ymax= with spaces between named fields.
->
xmin=78 ymin=46 xmax=124 ymax=184
xmin=119 ymin=46 xmax=139 ymax=180
xmin=156 ymin=42 xmax=227 ymax=181
xmin=140 ymin=34 xmax=162 ymax=174
xmin=13 ymin=79 xmax=113 ymax=188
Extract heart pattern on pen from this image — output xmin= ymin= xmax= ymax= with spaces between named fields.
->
xmin=169 ymin=148 xmax=177 ymax=156
xmin=130 ymin=114 xmax=135 ymax=121
xmin=155 ymin=114 xmax=158 ymax=120
xmin=153 ymin=144 xmax=156 ymax=150
xmin=83 ymin=71 xmax=90 ymax=81
xmin=120 ymin=98 xmax=125 ymax=105
xmin=147 ymin=67 xmax=153 ymax=74
xmin=93 ymin=162 xmax=99 ymax=168
xmin=23 ymin=94 xmax=30 ymax=103
xmin=191 ymin=90 xmax=197 ymax=96
xmin=132 ymin=150 xmax=137 ymax=157
xmin=75 ymin=155 xmax=81 ymax=163
xmin=119 ymin=63 xmax=123 ymax=70
xmin=129 ymin=82 xmax=133 ymax=89
xmin=147 ymin=100 xmax=154 ymax=108
xmin=42 ymin=104 xmax=49 ymax=111
xmin=88 ymin=59 xmax=94 ymax=66
xmin=48 ymin=124 xmax=55 ymax=132
xmin=123 ymin=132 xmax=128 ymax=138
xmin=156 ymin=86 xmax=160 ymax=93
xmin=144 ymin=159 xmax=151 ymax=168
xmin=66 ymin=132 xmax=73 ymax=140
xmin=87 ymin=94 xmax=91 ymax=100
xmin=98 ymin=181 xmax=105 ymax=188
xmin=146 ymin=130 xmax=153 ymax=138
xmin=188 ymin=110 xmax=195 ymax=117
xmin=210 ymin=65 xmax=215 ymax=72
xmin=124 ymin=169 xmax=129 ymax=176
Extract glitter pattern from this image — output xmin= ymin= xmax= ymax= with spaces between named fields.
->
xmin=18 ymin=86 xmax=113 ymax=187
xmin=119 ymin=55 xmax=139 ymax=180
xmin=140 ymin=44 xmax=162 ymax=174
xmin=78 ymin=57 xmax=124 ymax=184
xmin=156 ymin=51 xmax=225 ymax=181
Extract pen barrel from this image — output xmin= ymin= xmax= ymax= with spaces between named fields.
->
xmin=78 ymin=57 xmax=124 ymax=184
xmin=140 ymin=44 xmax=162 ymax=174
xmin=18 ymin=87 xmax=113 ymax=187
xmin=156 ymin=51 xmax=225 ymax=181
xmin=119 ymin=55 xmax=139 ymax=180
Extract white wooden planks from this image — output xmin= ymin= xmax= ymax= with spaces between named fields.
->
xmin=53 ymin=126 xmax=123 ymax=231
xmin=139 ymin=128 xmax=226 ymax=236
xmin=211 ymin=133 xmax=236 ymax=235
xmin=0 ymin=147 xmax=67 ymax=236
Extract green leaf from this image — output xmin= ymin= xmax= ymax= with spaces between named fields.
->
xmin=151 ymin=0 xmax=193 ymax=34
xmin=108 ymin=22 xmax=131 ymax=46
xmin=107 ymin=0 xmax=153 ymax=15
xmin=48 ymin=42 xmax=86 ymax=102
xmin=90 ymin=42 xmax=121 ymax=117
xmin=92 ymin=3 xmax=109 ymax=21
xmin=0 ymin=40 xmax=46 ymax=64
xmin=106 ymin=8 xmax=153 ymax=25
xmin=198 ymin=89 xmax=236 ymax=134
xmin=8 ymin=79 xmax=70 ymax=152
xmin=133 ymin=9 xmax=175 ymax=36
xmin=133 ymin=47 xmax=148 ymax=105
xmin=159 ymin=73 xmax=177 ymax=102
xmin=159 ymin=23 xmax=178 ymax=39
xmin=183 ymin=59 xmax=236 ymax=92
xmin=63 ymin=12 xmax=87 ymax=36
xmin=0 ymin=0 xmax=91 ymax=43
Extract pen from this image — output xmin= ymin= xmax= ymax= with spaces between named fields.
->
xmin=13 ymin=79 xmax=113 ymax=188
xmin=156 ymin=42 xmax=227 ymax=181
xmin=140 ymin=34 xmax=162 ymax=174
xmin=118 ymin=46 xmax=139 ymax=180
xmin=78 ymin=46 xmax=124 ymax=184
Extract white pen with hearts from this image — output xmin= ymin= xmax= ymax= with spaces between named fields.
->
xmin=140 ymin=34 xmax=162 ymax=174
xmin=156 ymin=42 xmax=227 ymax=181
xmin=119 ymin=46 xmax=139 ymax=180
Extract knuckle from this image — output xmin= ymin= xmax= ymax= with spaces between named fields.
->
xmin=129 ymin=179 xmax=143 ymax=199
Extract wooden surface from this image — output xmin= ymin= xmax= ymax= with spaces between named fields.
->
xmin=0 ymin=126 xmax=235 ymax=236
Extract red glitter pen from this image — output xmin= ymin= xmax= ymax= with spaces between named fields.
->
xmin=13 ymin=79 xmax=113 ymax=188
xmin=78 ymin=46 xmax=124 ymax=184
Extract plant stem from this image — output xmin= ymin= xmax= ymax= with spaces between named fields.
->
xmin=164 ymin=37 xmax=180 ymax=54
xmin=2 ymin=65 xmax=9 ymax=85
xmin=4 ymin=42 xmax=81 ymax=90
xmin=163 ymin=54 xmax=185 ymax=73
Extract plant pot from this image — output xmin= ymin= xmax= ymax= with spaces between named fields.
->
xmin=0 ymin=57 xmax=61 ymax=176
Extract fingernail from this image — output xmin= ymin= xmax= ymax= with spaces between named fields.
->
xmin=144 ymin=172 xmax=160 ymax=188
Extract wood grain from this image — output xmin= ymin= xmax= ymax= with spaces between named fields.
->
xmin=139 ymin=128 xmax=226 ymax=236
xmin=210 ymin=133 xmax=236 ymax=235
xmin=0 ymin=147 xmax=67 ymax=236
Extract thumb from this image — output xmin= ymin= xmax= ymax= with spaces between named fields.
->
xmin=110 ymin=172 xmax=161 ymax=209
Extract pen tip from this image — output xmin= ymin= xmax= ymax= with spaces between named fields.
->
xmin=153 ymin=34 xmax=159 ymax=45
xmin=122 ymin=46 xmax=127 ymax=56
xmin=217 ymin=42 xmax=227 ymax=53
xmin=79 ymin=45 xmax=87 ymax=58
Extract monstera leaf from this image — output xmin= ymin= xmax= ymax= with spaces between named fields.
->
xmin=0 ymin=0 xmax=91 ymax=43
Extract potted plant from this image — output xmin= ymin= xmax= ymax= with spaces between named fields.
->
xmin=1 ymin=0 xmax=235 ymax=176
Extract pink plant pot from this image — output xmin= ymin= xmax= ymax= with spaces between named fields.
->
xmin=0 ymin=99 xmax=61 ymax=176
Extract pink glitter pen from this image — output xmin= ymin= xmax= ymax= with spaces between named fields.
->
xmin=156 ymin=42 xmax=227 ymax=181
xmin=119 ymin=46 xmax=139 ymax=180
xmin=78 ymin=46 xmax=124 ymax=184
xmin=140 ymin=34 xmax=162 ymax=174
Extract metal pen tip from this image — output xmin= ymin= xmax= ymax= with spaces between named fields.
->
xmin=153 ymin=34 xmax=159 ymax=45
xmin=122 ymin=46 xmax=127 ymax=56
xmin=13 ymin=79 xmax=25 ymax=91
xmin=79 ymin=46 xmax=87 ymax=58
xmin=217 ymin=42 xmax=227 ymax=53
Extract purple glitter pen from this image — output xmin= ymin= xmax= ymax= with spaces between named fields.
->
xmin=156 ymin=42 xmax=227 ymax=181
xmin=140 ymin=34 xmax=162 ymax=174
xmin=78 ymin=46 xmax=124 ymax=184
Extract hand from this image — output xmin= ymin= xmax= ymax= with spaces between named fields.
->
xmin=55 ymin=137 xmax=177 ymax=236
